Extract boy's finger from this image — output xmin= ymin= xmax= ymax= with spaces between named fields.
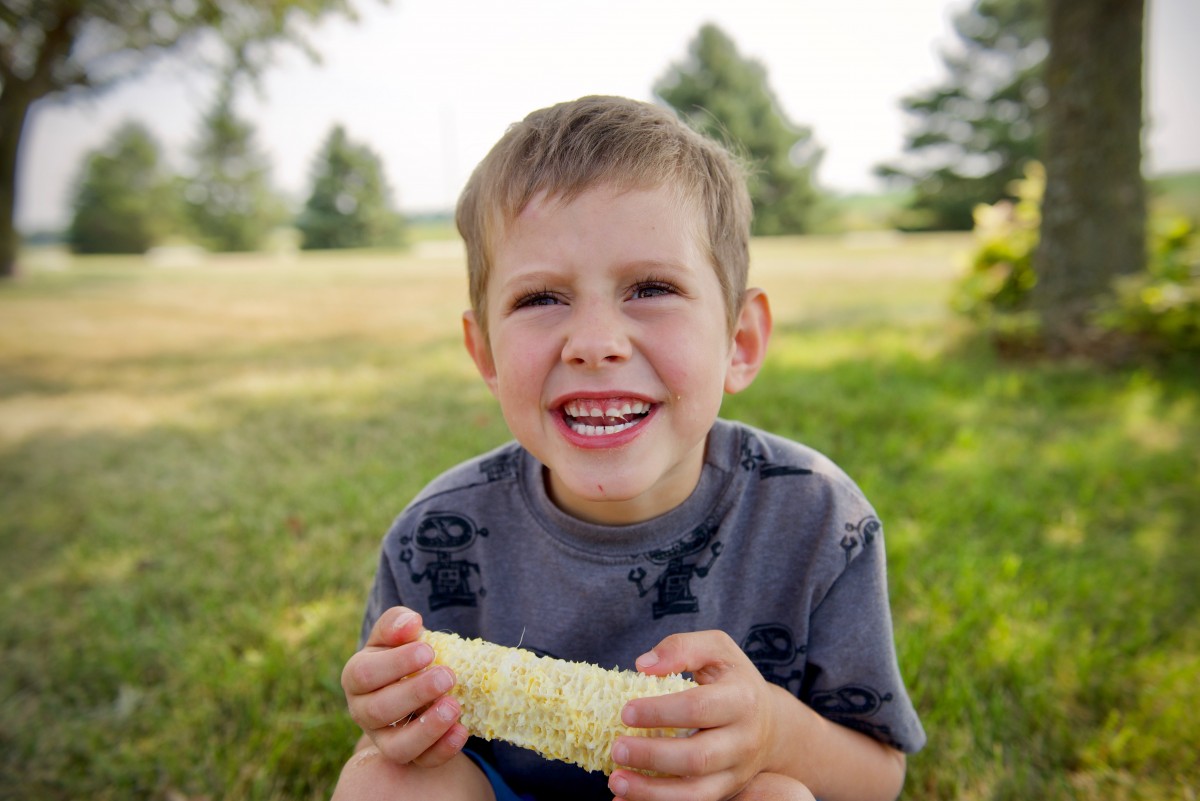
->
xmin=351 ymin=664 xmax=456 ymax=731
xmin=342 ymin=638 xmax=435 ymax=695
xmin=608 ymin=766 xmax=729 ymax=801
xmin=635 ymin=630 xmax=742 ymax=681
xmin=363 ymin=606 xmax=423 ymax=648
xmin=621 ymin=683 xmax=733 ymax=731
xmin=376 ymin=696 xmax=466 ymax=766
xmin=411 ymin=720 xmax=471 ymax=768
xmin=612 ymin=729 xmax=736 ymax=781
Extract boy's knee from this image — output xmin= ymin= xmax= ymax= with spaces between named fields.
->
xmin=735 ymin=772 xmax=817 ymax=801
xmin=331 ymin=746 xmax=495 ymax=801
xmin=331 ymin=744 xmax=399 ymax=801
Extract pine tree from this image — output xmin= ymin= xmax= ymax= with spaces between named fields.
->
xmin=297 ymin=125 xmax=404 ymax=250
xmin=655 ymin=24 xmax=822 ymax=235
xmin=876 ymin=0 xmax=1047 ymax=230
xmin=0 ymin=0 xmax=370 ymax=277
xmin=68 ymin=122 xmax=175 ymax=253
xmin=183 ymin=84 xmax=287 ymax=252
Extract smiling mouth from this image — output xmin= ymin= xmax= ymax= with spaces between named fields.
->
xmin=561 ymin=398 xmax=653 ymax=436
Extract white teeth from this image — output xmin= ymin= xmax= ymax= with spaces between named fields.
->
xmin=568 ymin=419 xmax=638 ymax=436
xmin=562 ymin=400 xmax=651 ymax=418
xmin=561 ymin=399 xmax=653 ymax=435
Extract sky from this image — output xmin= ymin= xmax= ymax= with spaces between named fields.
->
xmin=15 ymin=0 xmax=1200 ymax=231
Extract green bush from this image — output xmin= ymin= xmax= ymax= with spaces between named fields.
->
xmin=1100 ymin=216 xmax=1200 ymax=353
xmin=949 ymin=162 xmax=1043 ymax=345
xmin=954 ymin=161 xmax=1200 ymax=355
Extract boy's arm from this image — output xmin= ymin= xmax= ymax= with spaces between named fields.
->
xmin=609 ymin=630 xmax=906 ymax=801
xmin=756 ymin=683 xmax=906 ymax=801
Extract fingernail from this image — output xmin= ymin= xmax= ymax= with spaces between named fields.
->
xmin=414 ymin=642 xmax=435 ymax=667
xmin=612 ymin=741 xmax=629 ymax=765
xmin=436 ymin=700 xmax=457 ymax=722
xmin=392 ymin=611 xmax=418 ymax=631
xmin=609 ymin=774 xmax=629 ymax=797
xmin=635 ymin=651 xmax=659 ymax=669
xmin=620 ymin=703 xmax=637 ymax=726
xmin=432 ymin=668 xmax=454 ymax=693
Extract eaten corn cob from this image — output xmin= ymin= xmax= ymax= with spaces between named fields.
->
xmin=420 ymin=629 xmax=696 ymax=775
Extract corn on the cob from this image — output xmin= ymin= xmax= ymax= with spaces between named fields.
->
xmin=420 ymin=629 xmax=695 ymax=775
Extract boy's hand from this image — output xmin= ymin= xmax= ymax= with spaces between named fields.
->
xmin=340 ymin=606 xmax=469 ymax=767
xmin=608 ymin=630 xmax=787 ymax=801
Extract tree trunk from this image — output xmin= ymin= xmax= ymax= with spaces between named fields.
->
xmin=1031 ymin=0 xmax=1146 ymax=353
xmin=0 ymin=85 xmax=33 ymax=279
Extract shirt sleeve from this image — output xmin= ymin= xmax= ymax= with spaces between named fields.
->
xmin=802 ymin=518 xmax=926 ymax=753
xmin=358 ymin=544 xmax=404 ymax=650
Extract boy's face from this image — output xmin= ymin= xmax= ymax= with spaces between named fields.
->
xmin=464 ymin=183 xmax=769 ymax=526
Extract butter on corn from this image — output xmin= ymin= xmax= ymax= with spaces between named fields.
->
xmin=421 ymin=629 xmax=696 ymax=775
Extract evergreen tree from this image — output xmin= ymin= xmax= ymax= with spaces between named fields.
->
xmin=0 ymin=0 xmax=370 ymax=277
xmin=876 ymin=0 xmax=1047 ymax=230
xmin=68 ymin=121 xmax=175 ymax=253
xmin=183 ymin=84 xmax=287 ymax=252
xmin=297 ymin=125 xmax=404 ymax=250
xmin=655 ymin=24 xmax=822 ymax=235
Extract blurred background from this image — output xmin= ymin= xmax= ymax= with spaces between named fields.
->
xmin=13 ymin=0 xmax=1199 ymax=239
xmin=2 ymin=2 xmax=1198 ymax=799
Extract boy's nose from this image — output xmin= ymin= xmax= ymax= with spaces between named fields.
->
xmin=560 ymin=304 xmax=632 ymax=367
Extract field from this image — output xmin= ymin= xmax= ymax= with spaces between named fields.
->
xmin=2 ymin=233 xmax=1197 ymax=800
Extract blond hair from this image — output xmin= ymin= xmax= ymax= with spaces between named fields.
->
xmin=456 ymin=95 xmax=752 ymax=335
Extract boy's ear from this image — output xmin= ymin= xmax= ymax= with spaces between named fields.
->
xmin=463 ymin=310 xmax=499 ymax=396
xmin=724 ymin=288 xmax=772 ymax=395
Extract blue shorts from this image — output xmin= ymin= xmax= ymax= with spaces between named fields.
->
xmin=463 ymin=749 xmax=536 ymax=801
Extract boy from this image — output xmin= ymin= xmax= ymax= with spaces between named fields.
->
xmin=334 ymin=95 xmax=925 ymax=801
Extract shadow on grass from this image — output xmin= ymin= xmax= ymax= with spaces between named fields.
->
xmin=2 ymin=321 xmax=1197 ymax=799
xmin=726 ymin=326 xmax=1200 ymax=798
xmin=0 ymin=336 xmax=509 ymax=800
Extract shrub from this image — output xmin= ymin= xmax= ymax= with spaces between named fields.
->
xmin=1100 ymin=216 xmax=1200 ymax=353
xmin=950 ymin=162 xmax=1044 ymax=346
xmin=953 ymin=162 xmax=1200 ymax=356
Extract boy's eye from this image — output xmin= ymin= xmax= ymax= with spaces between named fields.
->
xmin=513 ymin=290 xmax=561 ymax=309
xmin=630 ymin=281 xmax=676 ymax=300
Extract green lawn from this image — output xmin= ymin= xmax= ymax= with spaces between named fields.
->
xmin=2 ymin=235 xmax=1196 ymax=800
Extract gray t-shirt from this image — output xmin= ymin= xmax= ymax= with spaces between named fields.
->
xmin=360 ymin=418 xmax=925 ymax=799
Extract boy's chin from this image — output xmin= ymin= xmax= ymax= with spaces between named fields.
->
xmin=552 ymin=476 xmax=639 ymax=507
xmin=546 ymin=468 xmax=692 ymax=525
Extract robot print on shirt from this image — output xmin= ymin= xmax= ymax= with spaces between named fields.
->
xmin=802 ymin=661 xmax=904 ymax=751
xmin=400 ymin=511 xmax=488 ymax=610
xmin=839 ymin=515 xmax=881 ymax=567
xmin=742 ymin=623 xmax=807 ymax=696
xmin=739 ymin=440 xmax=814 ymax=480
xmin=629 ymin=516 xmax=723 ymax=619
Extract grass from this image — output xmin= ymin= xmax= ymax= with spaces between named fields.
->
xmin=1150 ymin=169 xmax=1200 ymax=221
xmin=2 ymin=234 xmax=1197 ymax=800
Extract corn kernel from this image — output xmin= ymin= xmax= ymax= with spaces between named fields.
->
xmin=421 ymin=629 xmax=695 ymax=774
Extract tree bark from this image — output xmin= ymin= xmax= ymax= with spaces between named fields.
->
xmin=0 ymin=86 xmax=33 ymax=279
xmin=0 ymin=2 xmax=86 ymax=279
xmin=1031 ymin=0 xmax=1146 ymax=353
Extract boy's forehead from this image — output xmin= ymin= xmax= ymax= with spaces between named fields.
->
xmin=485 ymin=183 xmax=718 ymax=303
xmin=503 ymin=181 xmax=707 ymax=238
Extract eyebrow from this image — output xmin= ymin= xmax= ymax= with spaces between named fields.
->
xmin=499 ymin=258 xmax=693 ymax=284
